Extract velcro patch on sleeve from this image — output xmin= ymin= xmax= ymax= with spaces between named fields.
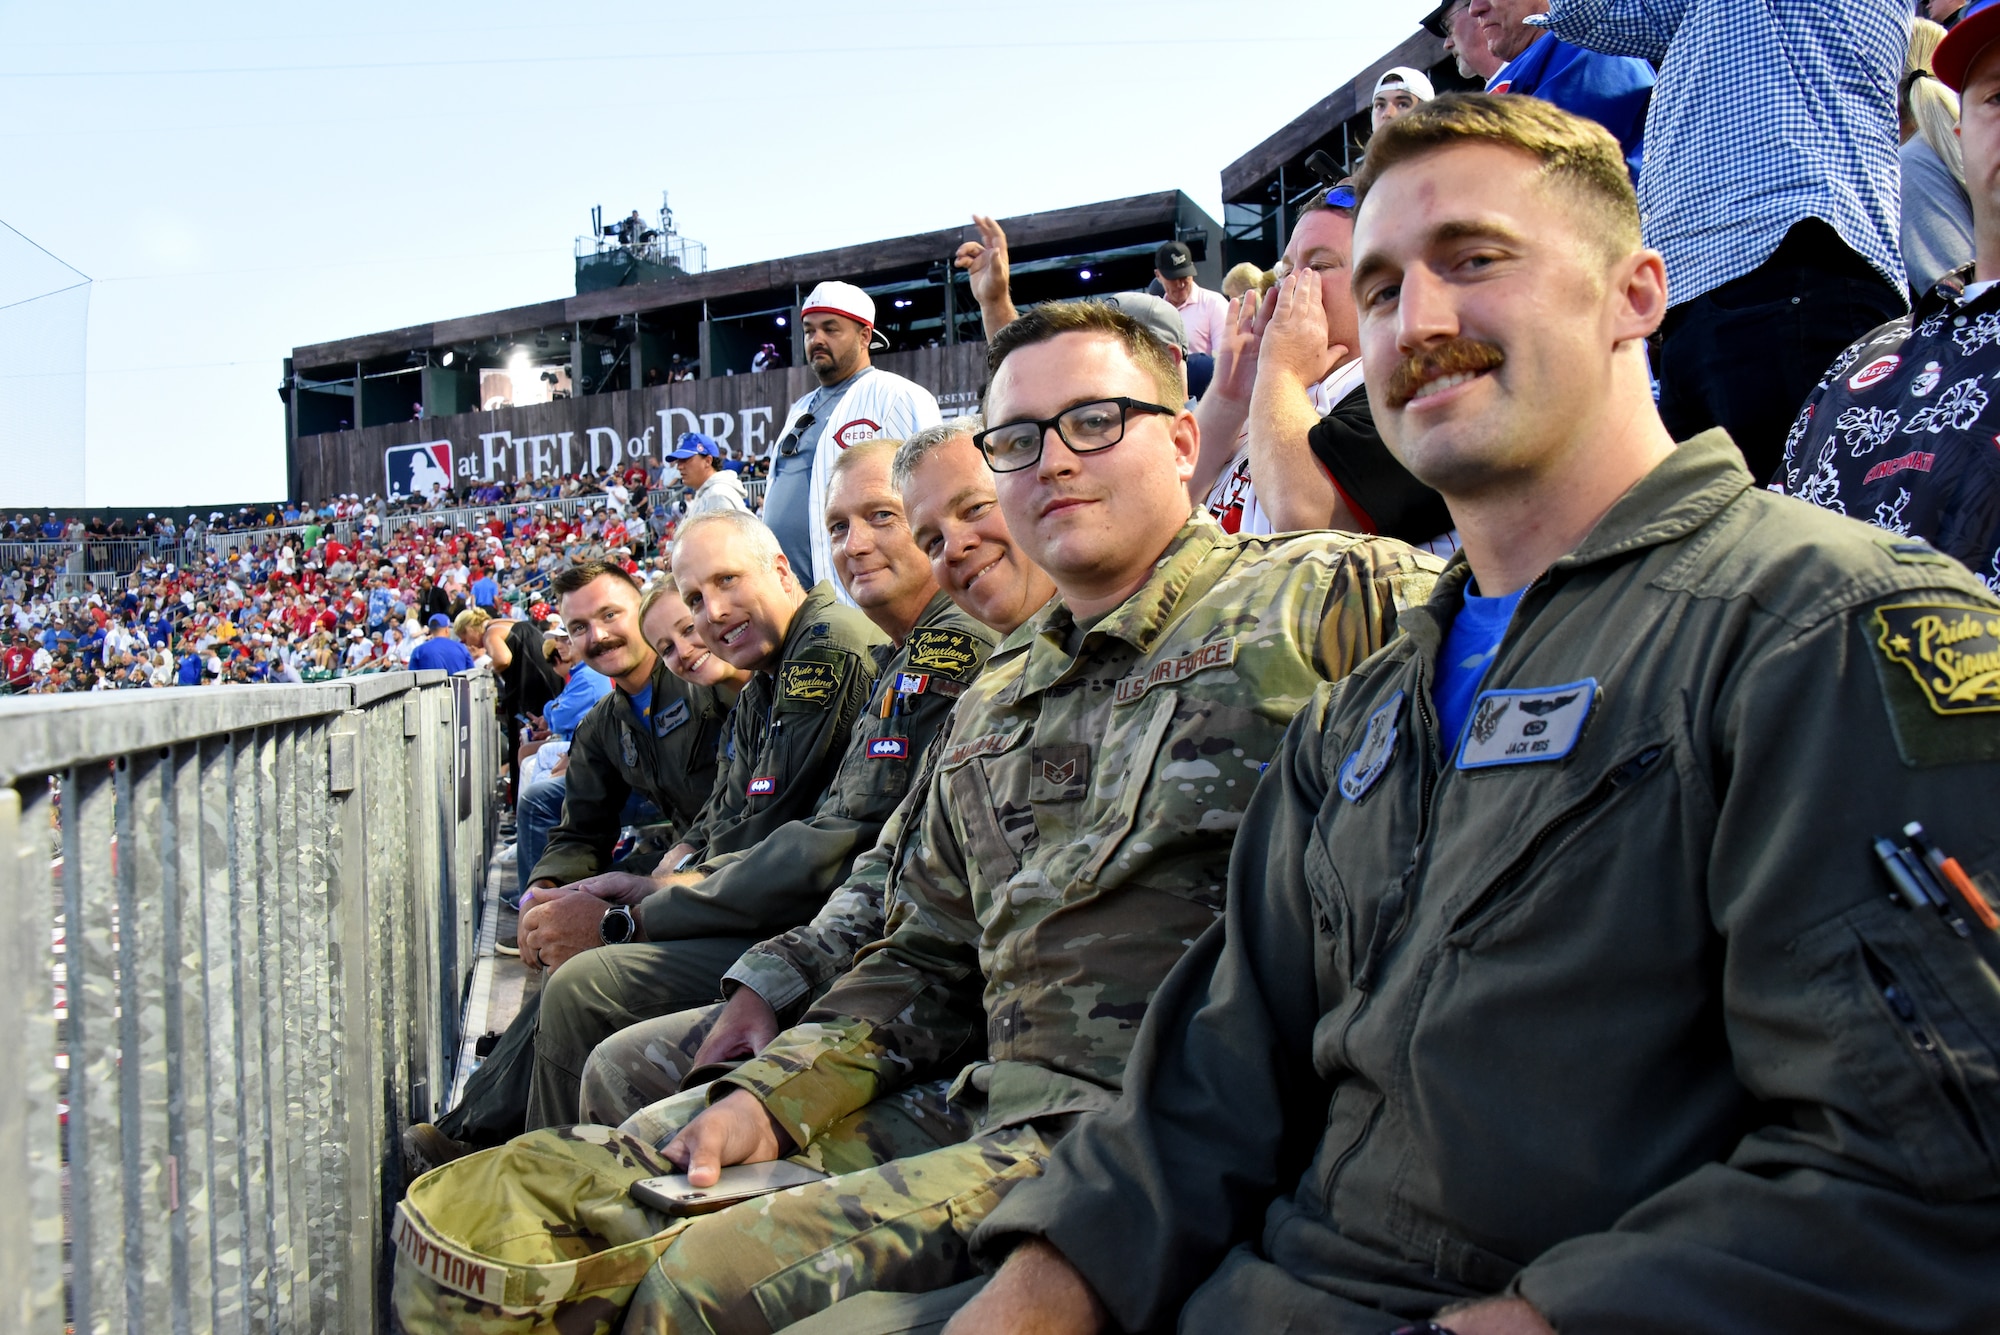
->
xmin=903 ymin=628 xmax=982 ymax=680
xmin=1875 ymin=602 xmax=2000 ymax=714
xmin=777 ymin=658 xmax=842 ymax=707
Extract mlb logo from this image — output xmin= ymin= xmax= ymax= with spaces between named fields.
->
xmin=867 ymin=736 xmax=910 ymax=760
xmin=746 ymin=776 xmax=777 ymax=797
xmin=385 ymin=441 xmax=454 ymax=501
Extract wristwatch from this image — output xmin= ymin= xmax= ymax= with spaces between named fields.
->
xmin=599 ymin=903 xmax=637 ymax=946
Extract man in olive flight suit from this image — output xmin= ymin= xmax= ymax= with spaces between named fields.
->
xmin=958 ymin=95 xmax=2000 ymax=1335
xmin=519 ymin=458 xmax=997 ymax=1131
xmin=607 ymin=299 xmax=1439 ymax=1334
xmin=578 ymin=421 xmax=1061 ymax=1128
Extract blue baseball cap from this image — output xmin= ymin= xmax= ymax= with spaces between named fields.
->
xmin=668 ymin=433 xmax=721 ymax=460
xmin=1936 ymin=0 xmax=2000 ymax=90
xmin=427 ymin=613 xmax=452 ymax=628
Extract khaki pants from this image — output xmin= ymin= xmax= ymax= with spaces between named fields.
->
xmin=580 ymin=1002 xmax=726 ymax=1127
xmin=614 ymin=1086 xmax=1049 ymax=1335
xmin=526 ymin=937 xmax=755 ymax=1131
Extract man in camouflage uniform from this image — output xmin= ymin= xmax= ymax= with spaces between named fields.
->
xmin=613 ymin=301 xmax=1440 ymax=1332
xmin=517 ymin=509 xmax=891 ymax=1129
xmin=578 ymin=421 xmax=1060 ymax=1126
xmin=524 ymin=455 xmax=1000 ymax=1131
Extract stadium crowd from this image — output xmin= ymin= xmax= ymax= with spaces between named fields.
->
xmin=67 ymin=3 xmax=2000 ymax=1332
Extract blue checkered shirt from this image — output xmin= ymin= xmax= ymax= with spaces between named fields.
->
xmin=1545 ymin=0 xmax=1907 ymax=307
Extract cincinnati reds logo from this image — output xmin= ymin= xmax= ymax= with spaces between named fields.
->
xmin=1847 ymin=354 xmax=1901 ymax=392
xmin=832 ymin=418 xmax=884 ymax=448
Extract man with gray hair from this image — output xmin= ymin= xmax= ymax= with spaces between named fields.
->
xmin=512 ymin=507 xmax=893 ymax=1127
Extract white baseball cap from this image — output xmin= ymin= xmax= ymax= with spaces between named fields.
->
xmin=801 ymin=280 xmax=875 ymax=327
xmin=1374 ymin=66 xmax=1436 ymax=102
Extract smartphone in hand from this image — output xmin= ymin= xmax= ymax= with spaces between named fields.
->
xmin=630 ymin=1161 xmax=829 ymax=1216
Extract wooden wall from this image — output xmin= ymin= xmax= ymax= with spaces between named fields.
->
xmin=291 ymin=343 xmax=988 ymax=501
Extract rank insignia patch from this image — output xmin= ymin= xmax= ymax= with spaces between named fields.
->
xmin=1456 ymin=679 xmax=1598 ymax=769
xmin=867 ymin=736 xmax=911 ymax=760
xmin=1876 ymin=602 xmax=2000 ymax=714
xmin=1029 ymin=743 xmax=1090 ymax=803
xmin=1338 ymin=690 xmax=1402 ymax=802
xmin=905 ymin=628 xmax=980 ymax=678
xmin=746 ymin=776 xmax=777 ymax=797
xmin=778 ymin=659 xmax=840 ymax=706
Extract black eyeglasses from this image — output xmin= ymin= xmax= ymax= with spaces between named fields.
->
xmin=972 ymin=397 xmax=1178 ymax=474
xmin=777 ymin=413 xmax=816 ymax=457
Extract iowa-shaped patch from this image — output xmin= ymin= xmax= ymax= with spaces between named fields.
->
xmin=1876 ymin=602 xmax=2000 ymax=714
xmin=777 ymin=658 xmax=842 ymax=707
xmin=903 ymin=627 xmax=982 ymax=679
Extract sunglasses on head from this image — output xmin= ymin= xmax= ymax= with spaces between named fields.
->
xmin=1324 ymin=184 xmax=1357 ymax=210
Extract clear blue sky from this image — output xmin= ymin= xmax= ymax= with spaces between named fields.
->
xmin=1 ymin=0 xmax=1430 ymax=507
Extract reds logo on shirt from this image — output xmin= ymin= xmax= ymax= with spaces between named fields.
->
xmin=746 ymin=776 xmax=777 ymax=797
xmin=1847 ymin=354 xmax=1901 ymax=392
xmin=831 ymin=418 xmax=884 ymax=448
xmin=867 ymin=736 xmax=910 ymax=760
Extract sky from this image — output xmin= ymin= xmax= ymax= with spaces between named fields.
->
xmin=0 ymin=0 xmax=1433 ymax=508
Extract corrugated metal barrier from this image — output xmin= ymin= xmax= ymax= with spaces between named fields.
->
xmin=0 ymin=668 xmax=498 ymax=1334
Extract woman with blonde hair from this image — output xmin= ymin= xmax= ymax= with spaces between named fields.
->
xmin=1902 ymin=18 xmax=1974 ymax=292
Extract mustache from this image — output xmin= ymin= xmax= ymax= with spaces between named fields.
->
xmin=584 ymin=635 xmax=629 ymax=657
xmin=1384 ymin=338 xmax=1505 ymax=409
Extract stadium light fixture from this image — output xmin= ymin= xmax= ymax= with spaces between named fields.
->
xmin=1079 ymin=268 xmax=1093 ymax=281
xmin=440 ymin=350 xmax=455 ymax=366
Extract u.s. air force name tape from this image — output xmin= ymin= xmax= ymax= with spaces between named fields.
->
xmin=1114 ymin=638 xmax=1239 ymax=706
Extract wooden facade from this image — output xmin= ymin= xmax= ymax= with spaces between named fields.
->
xmin=292 ymin=343 xmax=986 ymax=501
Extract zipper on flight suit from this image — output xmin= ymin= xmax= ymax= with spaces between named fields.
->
xmin=1863 ymin=945 xmax=1982 ymax=1144
xmin=1355 ymin=662 xmax=1443 ymax=993
xmin=1446 ymin=744 xmax=1665 ymax=937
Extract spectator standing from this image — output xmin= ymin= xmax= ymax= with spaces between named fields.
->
xmin=1152 ymin=239 xmax=1230 ymax=358
xmin=764 ymin=281 xmax=940 ymax=589
xmin=1903 ymin=21 xmax=1975 ymax=293
xmin=469 ymin=567 xmax=498 ymax=610
xmin=1424 ymin=0 xmax=1505 ymax=81
xmin=408 ymin=613 xmax=477 ymax=672
xmin=1543 ymin=0 xmax=1909 ymax=484
xmin=1472 ymin=0 xmax=1654 ymax=180
xmin=1777 ymin=0 xmax=2000 ymax=591
xmin=667 ymin=433 xmax=750 ymax=516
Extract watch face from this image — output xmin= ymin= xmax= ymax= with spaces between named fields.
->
xmin=601 ymin=905 xmax=635 ymax=945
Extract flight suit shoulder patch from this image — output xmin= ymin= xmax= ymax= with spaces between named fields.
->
xmin=776 ymin=657 xmax=845 ymax=708
xmin=904 ymin=627 xmax=982 ymax=680
xmin=1869 ymin=601 xmax=2000 ymax=766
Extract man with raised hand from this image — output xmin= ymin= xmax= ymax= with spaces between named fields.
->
xmin=576 ymin=420 xmax=1056 ymax=1128
xmin=613 ymin=301 xmax=1439 ymax=1333
xmin=958 ymin=94 xmax=2000 ymax=1335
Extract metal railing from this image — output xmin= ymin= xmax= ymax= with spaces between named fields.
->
xmin=0 ymin=668 xmax=499 ymax=1334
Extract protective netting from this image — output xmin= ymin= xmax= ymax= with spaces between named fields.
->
xmin=0 ymin=220 xmax=89 ymax=507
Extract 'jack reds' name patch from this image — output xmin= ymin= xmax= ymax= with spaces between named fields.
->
xmin=904 ymin=628 xmax=981 ymax=679
xmin=1115 ymin=638 xmax=1239 ymax=705
xmin=778 ymin=659 xmax=840 ymax=706
xmin=1876 ymin=602 xmax=2000 ymax=714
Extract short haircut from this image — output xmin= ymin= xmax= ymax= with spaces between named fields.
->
xmin=671 ymin=509 xmax=784 ymax=574
xmin=983 ymin=301 xmax=1184 ymax=411
xmin=1353 ymin=92 xmax=1640 ymax=264
xmin=550 ymin=558 xmax=642 ymax=601
xmin=892 ymin=418 xmax=982 ymax=493
xmin=828 ymin=438 xmax=903 ymax=493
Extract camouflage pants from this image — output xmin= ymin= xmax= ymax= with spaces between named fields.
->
xmin=614 ymin=1086 xmax=1049 ymax=1335
xmin=579 ymin=1002 xmax=725 ymax=1128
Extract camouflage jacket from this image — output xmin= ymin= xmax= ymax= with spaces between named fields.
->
xmin=527 ymin=660 xmax=733 ymax=888
xmin=667 ymin=582 xmax=886 ymax=870
xmin=636 ymin=591 xmax=994 ymax=944
xmin=716 ymin=515 xmax=1442 ymax=1144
